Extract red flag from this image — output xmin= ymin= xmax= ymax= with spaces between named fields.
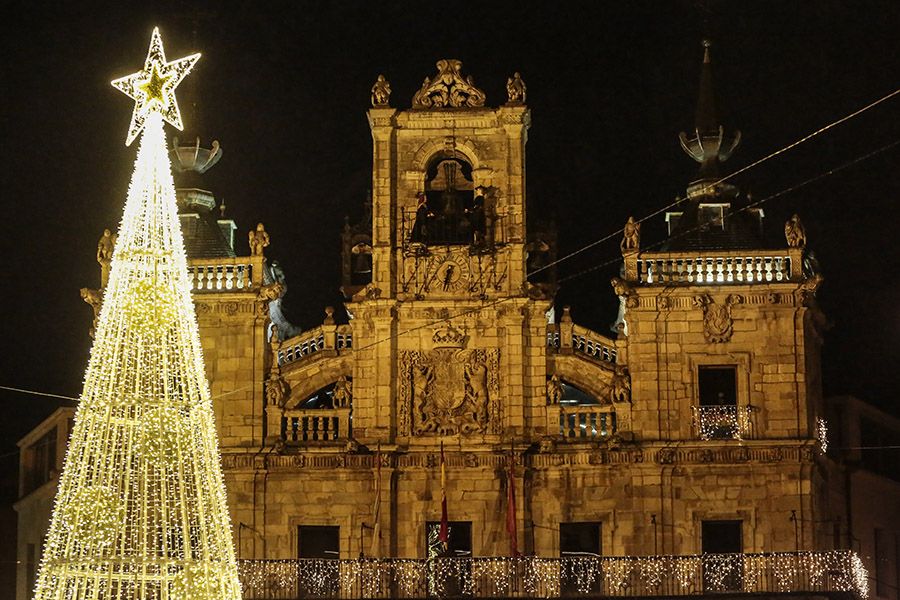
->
xmin=439 ymin=441 xmax=449 ymax=552
xmin=506 ymin=450 xmax=518 ymax=556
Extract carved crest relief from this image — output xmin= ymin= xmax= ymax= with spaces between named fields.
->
xmin=399 ymin=324 xmax=500 ymax=436
xmin=694 ymin=294 xmax=743 ymax=343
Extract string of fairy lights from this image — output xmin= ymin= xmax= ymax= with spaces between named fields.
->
xmin=31 ymin=29 xmax=241 ymax=600
xmin=236 ymin=551 xmax=868 ymax=599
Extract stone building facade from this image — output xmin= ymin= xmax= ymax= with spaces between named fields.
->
xmin=15 ymin=49 xmax=883 ymax=599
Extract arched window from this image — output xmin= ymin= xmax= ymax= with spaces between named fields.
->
xmin=559 ymin=381 xmax=602 ymax=406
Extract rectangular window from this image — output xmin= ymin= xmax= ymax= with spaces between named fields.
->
xmin=560 ymin=523 xmax=602 ymax=596
xmin=697 ymin=366 xmax=741 ymax=439
xmin=702 ymin=520 xmax=742 ymax=592
xmin=698 ymin=366 xmax=737 ymax=406
xmin=297 ymin=525 xmax=340 ymax=597
xmin=26 ymin=428 xmax=57 ymax=494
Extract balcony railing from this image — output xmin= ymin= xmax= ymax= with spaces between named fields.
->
xmin=187 ymin=256 xmax=260 ymax=291
xmin=634 ymin=250 xmax=799 ymax=285
xmin=278 ymin=325 xmax=353 ymax=367
xmin=546 ymin=323 xmax=619 ymax=367
xmin=282 ymin=407 xmax=351 ymax=443
xmin=236 ymin=551 xmax=868 ymax=599
xmin=691 ymin=405 xmax=756 ymax=440
xmin=557 ymin=406 xmax=617 ymax=440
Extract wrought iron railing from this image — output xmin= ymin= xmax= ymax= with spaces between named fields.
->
xmin=236 ymin=551 xmax=868 ymax=599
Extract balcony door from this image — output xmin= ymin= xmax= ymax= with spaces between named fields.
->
xmin=560 ymin=522 xmax=602 ymax=596
xmin=297 ymin=525 xmax=339 ymax=597
xmin=702 ymin=520 xmax=743 ymax=592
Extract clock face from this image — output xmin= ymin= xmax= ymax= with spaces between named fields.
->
xmin=431 ymin=255 xmax=470 ymax=292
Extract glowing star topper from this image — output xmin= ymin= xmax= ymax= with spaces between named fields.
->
xmin=111 ymin=27 xmax=200 ymax=145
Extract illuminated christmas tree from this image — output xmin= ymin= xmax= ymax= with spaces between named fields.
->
xmin=33 ymin=28 xmax=242 ymax=599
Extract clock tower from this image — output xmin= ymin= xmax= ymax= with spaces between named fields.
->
xmin=348 ymin=59 xmax=547 ymax=446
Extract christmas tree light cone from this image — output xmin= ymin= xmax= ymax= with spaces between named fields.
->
xmin=33 ymin=111 xmax=242 ymax=599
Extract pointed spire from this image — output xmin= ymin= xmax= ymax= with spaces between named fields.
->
xmin=679 ymin=39 xmax=741 ymax=185
xmin=694 ymin=39 xmax=718 ymax=135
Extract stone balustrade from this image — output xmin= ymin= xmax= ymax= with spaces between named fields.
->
xmin=629 ymin=248 xmax=802 ymax=285
xmin=187 ymin=255 xmax=263 ymax=291
xmin=236 ymin=550 xmax=868 ymax=599
xmin=282 ymin=407 xmax=351 ymax=443
xmin=691 ymin=405 xmax=756 ymax=440
xmin=278 ymin=325 xmax=353 ymax=367
xmin=556 ymin=405 xmax=617 ymax=440
xmin=546 ymin=323 xmax=618 ymax=366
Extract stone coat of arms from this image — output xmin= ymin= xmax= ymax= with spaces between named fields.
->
xmin=399 ymin=324 xmax=500 ymax=435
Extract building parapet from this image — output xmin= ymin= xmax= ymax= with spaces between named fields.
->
xmin=236 ymin=550 xmax=868 ymax=599
xmin=546 ymin=322 xmax=619 ymax=366
xmin=627 ymin=248 xmax=802 ymax=286
xmin=187 ymin=255 xmax=264 ymax=291
xmin=278 ymin=325 xmax=353 ymax=367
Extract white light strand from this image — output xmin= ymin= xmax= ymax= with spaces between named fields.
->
xmin=817 ymin=417 xmax=829 ymax=453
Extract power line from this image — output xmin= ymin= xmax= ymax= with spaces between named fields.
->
xmin=529 ymin=85 xmax=900 ymax=278
xmin=3 ymin=139 xmax=897 ymax=402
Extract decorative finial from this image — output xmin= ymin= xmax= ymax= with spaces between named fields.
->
xmin=678 ymin=39 xmax=741 ymax=183
xmin=412 ymin=59 xmax=486 ymax=109
xmin=371 ymin=74 xmax=391 ymax=107
xmin=219 ymin=199 xmax=226 ymax=218
xmin=111 ymin=27 xmax=201 ymax=146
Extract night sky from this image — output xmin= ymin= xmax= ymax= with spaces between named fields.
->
xmin=1 ymin=1 xmax=898 ymax=595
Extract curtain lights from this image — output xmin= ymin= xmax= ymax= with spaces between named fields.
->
xmin=32 ymin=28 xmax=240 ymax=600
xmin=235 ymin=551 xmax=867 ymax=599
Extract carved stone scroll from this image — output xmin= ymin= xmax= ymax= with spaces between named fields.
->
xmin=412 ymin=59 xmax=486 ymax=109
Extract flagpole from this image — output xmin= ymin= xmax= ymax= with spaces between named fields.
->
xmin=439 ymin=440 xmax=449 ymax=554
xmin=371 ymin=442 xmax=382 ymax=558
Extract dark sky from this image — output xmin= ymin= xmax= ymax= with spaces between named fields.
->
xmin=0 ymin=0 xmax=898 ymax=593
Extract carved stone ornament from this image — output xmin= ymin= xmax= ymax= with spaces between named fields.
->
xmin=399 ymin=324 xmax=501 ymax=436
xmin=610 ymin=365 xmax=631 ymax=404
xmin=96 ymin=229 xmax=117 ymax=288
xmin=798 ymin=273 xmax=824 ymax=305
xmin=620 ymin=216 xmax=640 ymax=253
xmin=266 ymin=375 xmax=290 ymax=406
xmin=784 ymin=214 xmax=807 ymax=248
xmin=546 ymin=374 xmax=563 ymax=405
xmin=412 ymin=59 xmax=486 ymax=109
xmin=506 ymin=72 xmax=526 ymax=104
xmin=371 ymin=74 xmax=391 ymax=107
xmin=333 ymin=375 xmax=352 ymax=408
xmin=80 ymin=287 xmax=103 ymax=338
xmin=610 ymin=277 xmax=638 ymax=308
xmin=693 ymin=294 xmax=743 ymax=343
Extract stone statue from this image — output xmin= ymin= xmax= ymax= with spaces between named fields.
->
xmin=333 ymin=375 xmax=352 ymax=408
xmin=80 ymin=287 xmax=103 ymax=338
xmin=96 ymin=229 xmax=117 ymax=288
xmin=610 ymin=277 xmax=638 ymax=308
xmin=546 ymin=374 xmax=563 ymax=405
xmin=506 ymin=72 xmax=526 ymax=104
xmin=620 ymin=217 xmax=640 ymax=253
xmin=371 ymin=74 xmax=391 ymax=107
xmin=249 ymin=223 xmax=270 ymax=256
xmin=785 ymin=214 xmax=806 ymax=248
xmin=610 ymin=365 xmax=631 ymax=404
